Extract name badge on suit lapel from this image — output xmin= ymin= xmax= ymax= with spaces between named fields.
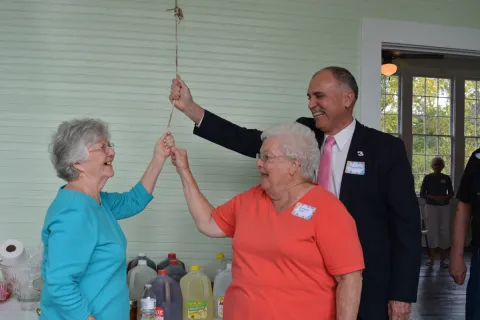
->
xmin=345 ymin=161 xmax=365 ymax=175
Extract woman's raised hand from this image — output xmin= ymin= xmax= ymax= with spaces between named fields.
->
xmin=154 ymin=131 xmax=175 ymax=161
xmin=170 ymin=146 xmax=190 ymax=173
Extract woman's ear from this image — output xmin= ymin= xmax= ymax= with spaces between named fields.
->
xmin=72 ymin=162 xmax=85 ymax=174
xmin=289 ymin=159 xmax=300 ymax=176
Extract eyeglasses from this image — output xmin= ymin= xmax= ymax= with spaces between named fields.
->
xmin=256 ymin=153 xmax=286 ymax=162
xmin=90 ymin=141 xmax=115 ymax=153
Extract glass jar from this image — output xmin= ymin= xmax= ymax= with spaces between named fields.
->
xmin=0 ymin=263 xmax=41 ymax=310
xmin=0 ymin=279 xmax=12 ymax=303
xmin=130 ymin=299 xmax=137 ymax=320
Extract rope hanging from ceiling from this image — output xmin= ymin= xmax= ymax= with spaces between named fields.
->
xmin=166 ymin=0 xmax=184 ymax=130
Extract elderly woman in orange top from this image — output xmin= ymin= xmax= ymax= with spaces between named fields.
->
xmin=170 ymin=122 xmax=364 ymax=320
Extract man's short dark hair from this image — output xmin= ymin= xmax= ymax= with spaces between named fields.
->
xmin=315 ymin=66 xmax=359 ymax=101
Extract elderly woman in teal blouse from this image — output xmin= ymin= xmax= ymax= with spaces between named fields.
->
xmin=40 ymin=118 xmax=173 ymax=320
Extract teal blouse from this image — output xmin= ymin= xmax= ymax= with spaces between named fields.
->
xmin=40 ymin=182 xmax=153 ymax=320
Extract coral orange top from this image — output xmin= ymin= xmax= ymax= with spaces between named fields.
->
xmin=212 ymin=184 xmax=364 ymax=320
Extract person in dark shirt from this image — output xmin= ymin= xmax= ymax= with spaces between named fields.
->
xmin=420 ymin=156 xmax=454 ymax=268
xmin=450 ymin=148 xmax=480 ymax=319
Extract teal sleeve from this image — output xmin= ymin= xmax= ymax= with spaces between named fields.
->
xmin=44 ymin=207 xmax=97 ymax=319
xmin=100 ymin=181 xmax=154 ymax=220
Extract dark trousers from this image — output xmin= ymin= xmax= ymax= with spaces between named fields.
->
xmin=467 ymin=247 xmax=480 ymax=319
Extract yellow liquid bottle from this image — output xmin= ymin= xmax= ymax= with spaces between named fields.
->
xmin=180 ymin=265 xmax=214 ymax=320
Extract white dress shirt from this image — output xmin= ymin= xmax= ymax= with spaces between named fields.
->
xmin=316 ymin=119 xmax=356 ymax=198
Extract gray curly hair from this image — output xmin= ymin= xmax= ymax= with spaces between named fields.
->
xmin=431 ymin=156 xmax=445 ymax=168
xmin=49 ymin=118 xmax=110 ymax=182
xmin=260 ymin=122 xmax=320 ymax=181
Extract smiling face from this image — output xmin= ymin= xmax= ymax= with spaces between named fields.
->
xmin=307 ymin=70 xmax=356 ymax=135
xmin=256 ymin=137 xmax=299 ymax=195
xmin=74 ymin=138 xmax=116 ymax=181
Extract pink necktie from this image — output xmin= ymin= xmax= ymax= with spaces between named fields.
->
xmin=318 ymin=136 xmax=335 ymax=190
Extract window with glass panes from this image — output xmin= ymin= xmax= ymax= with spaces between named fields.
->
xmin=465 ymin=80 xmax=480 ymax=165
xmin=381 ymin=75 xmax=400 ymax=136
xmin=411 ymin=77 xmax=452 ymax=192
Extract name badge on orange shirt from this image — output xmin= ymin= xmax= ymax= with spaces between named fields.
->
xmin=292 ymin=202 xmax=316 ymax=220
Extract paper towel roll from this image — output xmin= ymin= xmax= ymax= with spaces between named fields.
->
xmin=0 ymin=239 xmax=27 ymax=267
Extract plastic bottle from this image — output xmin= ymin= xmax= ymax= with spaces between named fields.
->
xmin=164 ymin=260 xmax=187 ymax=283
xmin=157 ymin=252 xmax=186 ymax=271
xmin=128 ymin=259 xmax=158 ymax=301
xmin=140 ymin=284 xmax=156 ymax=320
xmin=127 ymin=253 xmax=157 ymax=273
xmin=213 ymin=263 xmax=232 ymax=319
xmin=150 ymin=270 xmax=183 ymax=320
xmin=204 ymin=253 xmax=227 ymax=284
xmin=180 ymin=265 xmax=213 ymax=320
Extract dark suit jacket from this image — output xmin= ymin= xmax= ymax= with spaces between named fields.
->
xmin=193 ymin=110 xmax=422 ymax=320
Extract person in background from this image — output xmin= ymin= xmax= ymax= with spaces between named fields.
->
xmin=170 ymin=122 xmax=364 ymax=320
xmin=450 ymin=148 xmax=480 ymax=320
xmin=420 ymin=156 xmax=454 ymax=268
xmin=40 ymin=118 xmax=174 ymax=320
xmin=169 ymin=66 xmax=421 ymax=320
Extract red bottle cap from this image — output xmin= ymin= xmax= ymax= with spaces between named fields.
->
xmin=158 ymin=270 xmax=168 ymax=275
xmin=168 ymin=253 xmax=177 ymax=259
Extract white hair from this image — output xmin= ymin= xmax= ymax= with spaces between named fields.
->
xmin=260 ymin=122 xmax=320 ymax=181
xmin=431 ymin=156 xmax=445 ymax=168
xmin=49 ymin=118 xmax=110 ymax=182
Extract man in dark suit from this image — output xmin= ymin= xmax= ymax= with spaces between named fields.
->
xmin=169 ymin=66 xmax=421 ymax=320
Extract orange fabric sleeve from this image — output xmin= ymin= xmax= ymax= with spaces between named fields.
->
xmin=211 ymin=186 xmax=260 ymax=238
xmin=314 ymin=196 xmax=365 ymax=276
xmin=211 ymin=198 xmax=237 ymax=237
xmin=211 ymin=189 xmax=248 ymax=238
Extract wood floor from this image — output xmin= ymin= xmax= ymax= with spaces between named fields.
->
xmin=410 ymin=251 xmax=470 ymax=319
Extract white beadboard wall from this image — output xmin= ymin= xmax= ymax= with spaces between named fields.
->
xmin=0 ymin=0 xmax=479 ymax=269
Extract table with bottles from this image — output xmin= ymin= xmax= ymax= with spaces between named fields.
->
xmin=0 ymin=251 xmax=232 ymax=320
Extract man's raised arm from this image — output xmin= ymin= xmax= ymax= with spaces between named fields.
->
xmin=169 ymin=76 xmax=264 ymax=158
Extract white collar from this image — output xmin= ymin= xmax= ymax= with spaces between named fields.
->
xmin=324 ymin=119 xmax=356 ymax=151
